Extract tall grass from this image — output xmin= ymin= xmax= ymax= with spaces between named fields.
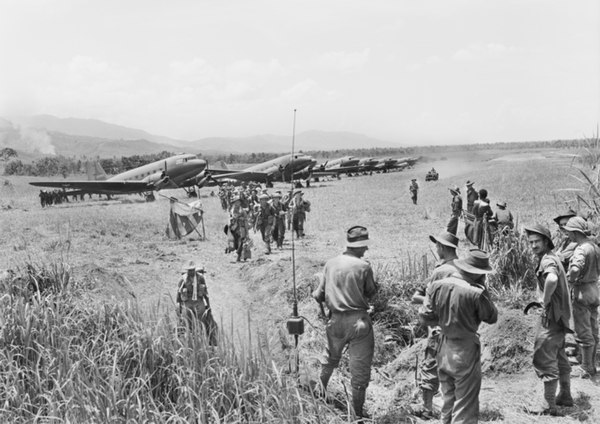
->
xmin=0 ymin=264 xmax=341 ymax=423
xmin=486 ymin=228 xmax=537 ymax=309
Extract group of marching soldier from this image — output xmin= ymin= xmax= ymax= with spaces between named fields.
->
xmin=222 ymin=185 xmax=311 ymax=261
xmin=38 ymin=189 xmax=78 ymax=207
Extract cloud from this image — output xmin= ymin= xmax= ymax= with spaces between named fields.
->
xmin=316 ymin=49 xmax=370 ymax=73
xmin=281 ymin=79 xmax=319 ymax=101
xmin=453 ymin=42 xmax=514 ymax=61
xmin=452 ymin=48 xmax=472 ymax=61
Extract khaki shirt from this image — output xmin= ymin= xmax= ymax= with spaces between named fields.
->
xmin=536 ymin=252 xmax=574 ymax=332
xmin=568 ymin=239 xmax=600 ymax=284
xmin=420 ymin=275 xmax=498 ymax=341
xmin=314 ymin=251 xmax=378 ymax=313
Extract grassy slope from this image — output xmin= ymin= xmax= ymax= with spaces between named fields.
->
xmin=1 ymin=147 xmax=599 ymax=422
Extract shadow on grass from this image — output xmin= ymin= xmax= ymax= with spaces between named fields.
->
xmin=563 ymin=392 xmax=592 ymax=421
xmin=376 ymin=406 xmax=417 ymax=424
xmin=480 ymin=406 xmax=504 ymax=421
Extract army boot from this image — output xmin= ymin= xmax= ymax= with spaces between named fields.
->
xmin=572 ymin=347 xmax=596 ymax=378
xmin=542 ymin=380 xmax=559 ymax=416
xmin=556 ymin=374 xmax=574 ymax=407
xmin=319 ymin=367 xmax=333 ymax=394
xmin=421 ymin=389 xmax=435 ymax=419
xmin=351 ymin=387 xmax=369 ymax=420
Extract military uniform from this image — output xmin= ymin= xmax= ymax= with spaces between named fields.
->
xmin=419 ymin=250 xmax=497 ymax=424
xmin=410 ymin=180 xmax=419 ymax=205
xmin=472 ymin=198 xmax=492 ymax=249
xmin=256 ymin=199 xmax=276 ymax=254
xmin=420 ymin=259 xmax=460 ymax=398
xmin=567 ymin=239 xmax=600 ymax=374
xmin=533 ymin=252 xmax=574 ymax=402
xmin=271 ymin=196 xmax=287 ymax=249
xmin=312 ymin=226 xmax=377 ymax=419
xmin=229 ymin=201 xmax=249 ymax=261
xmin=177 ymin=265 xmax=218 ymax=345
xmin=466 ymin=185 xmax=478 ymax=213
xmin=290 ymin=192 xmax=310 ymax=237
xmin=446 ymin=189 xmax=463 ymax=236
xmin=493 ymin=208 xmax=513 ymax=229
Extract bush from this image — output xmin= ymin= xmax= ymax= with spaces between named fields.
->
xmin=0 ymin=262 xmax=341 ymax=423
xmin=487 ymin=228 xmax=537 ymax=309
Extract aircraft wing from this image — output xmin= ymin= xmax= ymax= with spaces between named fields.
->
xmin=29 ymin=180 xmax=153 ymax=194
xmin=209 ymin=169 xmax=271 ymax=183
xmin=312 ymin=165 xmax=362 ymax=177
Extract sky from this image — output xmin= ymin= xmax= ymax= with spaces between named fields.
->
xmin=1 ymin=0 xmax=599 ymax=145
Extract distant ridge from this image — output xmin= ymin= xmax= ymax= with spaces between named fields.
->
xmin=12 ymin=114 xmax=188 ymax=147
xmin=1 ymin=114 xmax=403 ymax=157
xmin=192 ymin=130 xmax=402 ymax=153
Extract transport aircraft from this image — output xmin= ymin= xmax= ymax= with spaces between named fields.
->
xmin=206 ymin=153 xmax=316 ymax=187
xmin=30 ymin=153 xmax=211 ymax=200
xmin=30 ymin=152 xmax=318 ymax=197
xmin=312 ymin=156 xmax=362 ymax=177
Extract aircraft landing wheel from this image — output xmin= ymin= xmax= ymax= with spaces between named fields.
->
xmin=145 ymin=193 xmax=156 ymax=202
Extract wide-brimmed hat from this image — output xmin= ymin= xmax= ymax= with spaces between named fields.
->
xmin=563 ymin=216 xmax=589 ymax=235
xmin=346 ymin=225 xmax=370 ymax=248
xmin=552 ymin=208 xmax=577 ymax=225
xmin=411 ymin=178 xmax=417 ymax=181
xmin=449 ymin=186 xmax=461 ymax=195
xmin=272 ymin=191 xmax=282 ymax=198
xmin=182 ymin=260 xmax=198 ymax=271
xmin=293 ymin=190 xmax=303 ymax=196
xmin=429 ymin=232 xmax=459 ymax=249
xmin=466 ymin=180 xmax=475 ymax=187
xmin=454 ymin=249 xmax=493 ymax=274
xmin=231 ymin=196 xmax=241 ymax=203
xmin=258 ymin=193 xmax=269 ymax=201
xmin=524 ymin=224 xmax=555 ymax=250
xmin=496 ymin=201 xmax=507 ymax=208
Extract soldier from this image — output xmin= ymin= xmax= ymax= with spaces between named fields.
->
xmin=176 ymin=260 xmax=218 ymax=345
xmin=229 ymin=196 xmax=249 ymax=262
xmin=562 ymin=216 xmax=600 ymax=378
xmin=525 ymin=224 xmax=574 ymax=415
xmin=409 ymin=178 xmax=419 ymax=205
xmin=472 ymin=189 xmax=493 ymax=249
xmin=271 ymin=191 xmax=287 ymax=249
xmin=411 ymin=231 xmax=461 ymax=419
xmin=553 ymin=209 xmax=578 ymax=269
xmin=290 ymin=190 xmax=311 ymax=238
xmin=255 ymin=193 xmax=275 ymax=254
xmin=312 ymin=226 xmax=378 ymax=420
xmin=446 ymin=186 xmax=463 ymax=236
xmin=466 ymin=180 xmax=478 ymax=213
xmin=419 ymin=249 xmax=498 ymax=424
xmin=490 ymin=201 xmax=514 ymax=232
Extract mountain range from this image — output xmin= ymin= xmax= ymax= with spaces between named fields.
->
xmin=0 ymin=114 xmax=402 ymax=158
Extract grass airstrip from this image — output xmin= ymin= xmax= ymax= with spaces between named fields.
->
xmin=1 ymin=146 xmax=599 ymax=422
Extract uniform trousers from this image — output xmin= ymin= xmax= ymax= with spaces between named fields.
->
xmin=437 ymin=335 xmax=481 ymax=424
xmin=573 ymin=301 xmax=599 ymax=349
xmin=420 ymin=327 xmax=440 ymax=392
xmin=533 ymin=320 xmax=571 ymax=381
xmin=322 ymin=310 xmax=374 ymax=390
xmin=447 ymin=216 xmax=459 ymax=236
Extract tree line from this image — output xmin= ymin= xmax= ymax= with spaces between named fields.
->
xmin=1 ymin=137 xmax=592 ymax=177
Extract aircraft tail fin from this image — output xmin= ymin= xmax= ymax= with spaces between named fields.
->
xmin=86 ymin=161 xmax=108 ymax=181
